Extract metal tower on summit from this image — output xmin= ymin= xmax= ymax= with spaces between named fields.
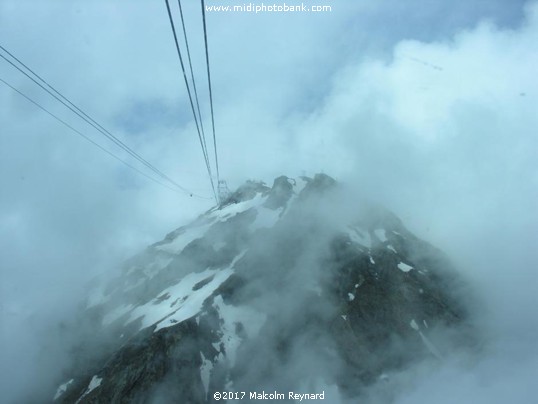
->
xmin=217 ymin=179 xmax=230 ymax=203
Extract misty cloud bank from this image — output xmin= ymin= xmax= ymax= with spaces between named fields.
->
xmin=36 ymin=176 xmax=475 ymax=403
xmin=1 ymin=0 xmax=537 ymax=402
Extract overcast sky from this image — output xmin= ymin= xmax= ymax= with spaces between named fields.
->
xmin=1 ymin=0 xmax=537 ymax=402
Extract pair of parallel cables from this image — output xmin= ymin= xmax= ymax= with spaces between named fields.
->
xmin=164 ymin=0 xmax=220 ymax=203
xmin=0 ymin=0 xmax=221 ymax=202
xmin=0 ymin=45 xmax=209 ymax=198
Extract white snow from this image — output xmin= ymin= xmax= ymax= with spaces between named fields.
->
xmin=347 ymin=293 xmax=355 ymax=301
xmin=397 ymin=262 xmax=414 ymax=272
xmin=75 ymin=376 xmax=102 ymax=403
xmin=121 ymin=253 xmax=245 ymax=332
xmin=200 ymin=353 xmax=213 ymax=396
xmin=154 ymin=267 xmax=234 ymax=332
xmin=212 ymin=295 xmax=266 ymax=367
xmin=423 ymin=319 xmax=429 ymax=328
xmin=53 ymin=379 xmax=74 ymax=401
xmin=341 ymin=315 xmax=347 ymax=321
xmin=410 ymin=319 xmax=420 ymax=331
xmin=210 ymin=193 xmax=265 ymax=221
xmin=369 ymin=256 xmax=375 ymax=264
xmin=250 ymin=206 xmax=282 ymax=230
xmin=387 ymin=245 xmax=398 ymax=253
xmin=155 ymin=223 xmax=212 ymax=254
xmin=133 ymin=268 xmax=211 ymax=330
xmin=374 ymin=228 xmax=388 ymax=242
xmin=86 ymin=376 xmax=102 ymax=393
xmin=347 ymin=226 xmax=371 ymax=248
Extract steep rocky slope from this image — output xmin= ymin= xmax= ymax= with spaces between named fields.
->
xmin=53 ymin=174 xmax=472 ymax=403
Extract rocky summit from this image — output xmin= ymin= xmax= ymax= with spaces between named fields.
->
xmin=52 ymin=174 xmax=472 ymax=403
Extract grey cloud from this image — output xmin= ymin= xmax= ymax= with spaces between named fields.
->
xmin=1 ymin=0 xmax=536 ymax=402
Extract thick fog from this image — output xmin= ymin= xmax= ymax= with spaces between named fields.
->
xmin=1 ymin=0 xmax=536 ymax=402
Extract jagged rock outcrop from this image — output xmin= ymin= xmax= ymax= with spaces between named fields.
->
xmin=53 ymin=174 xmax=472 ymax=403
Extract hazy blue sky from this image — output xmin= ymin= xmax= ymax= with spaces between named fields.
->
xmin=1 ymin=0 xmax=536 ymax=402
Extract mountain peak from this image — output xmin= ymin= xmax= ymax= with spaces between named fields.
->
xmin=53 ymin=174 xmax=472 ymax=403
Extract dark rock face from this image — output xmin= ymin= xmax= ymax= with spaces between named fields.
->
xmin=53 ymin=174 xmax=472 ymax=403
xmin=61 ymin=321 xmax=205 ymax=404
xmin=264 ymin=176 xmax=294 ymax=209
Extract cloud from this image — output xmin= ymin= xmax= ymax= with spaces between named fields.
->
xmin=287 ymin=3 xmax=538 ymax=402
xmin=1 ymin=0 xmax=537 ymax=402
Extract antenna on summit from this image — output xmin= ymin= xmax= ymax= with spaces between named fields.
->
xmin=217 ymin=179 xmax=230 ymax=204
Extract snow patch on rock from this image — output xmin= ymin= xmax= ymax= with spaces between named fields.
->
xmin=211 ymin=193 xmax=266 ymax=221
xmin=200 ymin=352 xmax=213 ymax=396
xmin=53 ymin=379 xmax=73 ymax=401
xmin=397 ymin=262 xmax=414 ymax=272
xmin=212 ymin=295 xmax=266 ymax=367
xmin=75 ymin=376 xmax=102 ymax=403
xmin=347 ymin=226 xmax=371 ymax=248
